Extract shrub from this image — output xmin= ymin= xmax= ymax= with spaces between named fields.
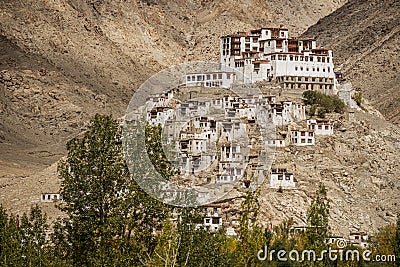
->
xmin=353 ymin=92 xmax=362 ymax=106
xmin=302 ymin=90 xmax=345 ymax=114
xmin=318 ymin=108 xmax=327 ymax=118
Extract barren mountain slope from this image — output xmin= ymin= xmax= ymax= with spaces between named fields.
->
xmin=302 ymin=0 xmax=400 ymax=124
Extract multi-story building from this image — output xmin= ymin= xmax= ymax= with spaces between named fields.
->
xmin=307 ymin=119 xmax=334 ymax=135
xmin=290 ymin=129 xmax=315 ymax=146
xmin=220 ymin=27 xmax=336 ymax=93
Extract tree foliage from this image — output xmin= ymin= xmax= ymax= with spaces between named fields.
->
xmin=0 ymin=205 xmax=50 ymax=266
xmin=303 ymin=90 xmax=345 ymax=114
xmin=56 ymin=114 xmax=170 ymax=265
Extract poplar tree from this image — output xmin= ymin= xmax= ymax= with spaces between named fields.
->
xmin=57 ymin=114 xmax=169 ymax=265
xmin=304 ymin=183 xmax=331 ymax=267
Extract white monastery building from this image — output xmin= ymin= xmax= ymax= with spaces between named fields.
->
xmin=269 ymin=168 xmax=295 ymax=189
xmin=183 ymin=71 xmax=236 ymax=88
xmin=290 ymin=129 xmax=315 ymax=146
xmin=220 ymin=27 xmax=336 ymax=93
xmin=307 ymin=119 xmax=334 ymax=135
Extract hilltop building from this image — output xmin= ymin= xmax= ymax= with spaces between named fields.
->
xmin=220 ymin=27 xmax=336 ymax=93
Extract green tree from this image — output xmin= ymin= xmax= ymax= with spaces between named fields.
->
xmin=147 ymin=219 xmax=179 ymax=266
xmin=353 ymin=92 xmax=362 ymax=107
xmin=19 ymin=205 xmax=49 ymax=266
xmin=302 ymin=90 xmax=345 ymax=114
xmin=57 ymin=114 xmax=170 ymax=266
xmin=304 ymin=183 xmax=330 ymax=267
xmin=236 ymin=190 xmax=266 ymax=267
xmin=0 ymin=205 xmax=52 ymax=267
xmin=317 ymin=108 xmax=327 ymax=118
xmin=0 ymin=205 xmax=23 ymax=266
xmin=167 ymin=207 xmax=234 ymax=267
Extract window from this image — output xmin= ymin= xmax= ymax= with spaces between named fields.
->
xmin=212 ymin=217 xmax=220 ymax=224
xmin=187 ymin=76 xmax=191 ymax=81
xmin=300 ymin=67 xmax=303 ymax=71
xmin=306 ymin=67 xmax=309 ymax=71
xmin=295 ymin=66 xmax=298 ymax=71
xmin=278 ymin=175 xmax=283 ymax=180
xmin=301 ymin=132 xmax=306 ymax=136
xmin=218 ymin=74 xmax=222 ymax=79
xmin=301 ymin=139 xmax=306 ymax=143
xmin=317 ymin=67 xmax=320 ymax=72
xmin=206 ymin=74 xmax=211 ymax=80
xmin=325 ymin=125 xmax=329 ymax=130
xmin=308 ymin=139 xmax=312 ymax=143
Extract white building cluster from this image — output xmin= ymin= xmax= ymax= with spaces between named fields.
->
xmin=219 ymin=27 xmax=337 ymax=93
xmin=145 ymin=90 xmax=311 ymax=186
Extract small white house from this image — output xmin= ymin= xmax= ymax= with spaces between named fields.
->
xmin=267 ymin=139 xmax=286 ymax=147
xmin=349 ymin=232 xmax=369 ymax=248
xmin=41 ymin=193 xmax=61 ymax=203
xmin=204 ymin=212 xmax=223 ymax=232
xmin=307 ymin=119 xmax=334 ymax=135
xmin=269 ymin=168 xmax=295 ymax=188
xmin=290 ymin=129 xmax=315 ymax=146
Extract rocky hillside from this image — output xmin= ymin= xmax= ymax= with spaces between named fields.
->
xmin=302 ymin=0 xmax=400 ymax=124
xmin=259 ymin=110 xmax=400 ymax=236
